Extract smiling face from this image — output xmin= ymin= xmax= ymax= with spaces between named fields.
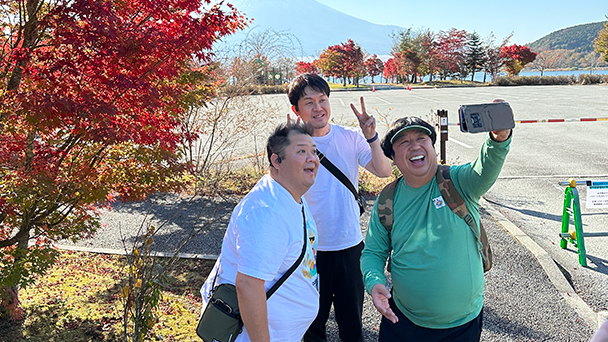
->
xmin=391 ymin=129 xmax=438 ymax=188
xmin=293 ymin=86 xmax=331 ymax=137
xmin=273 ymin=131 xmax=319 ymax=201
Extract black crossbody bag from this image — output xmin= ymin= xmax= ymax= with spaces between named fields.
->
xmin=196 ymin=207 xmax=309 ymax=342
xmin=316 ymin=150 xmax=366 ymax=216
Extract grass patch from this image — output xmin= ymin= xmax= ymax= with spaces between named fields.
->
xmin=0 ymin=250 xmax=214 ymax=342
xmin=0 ymin=166 xmax=397 ymax=341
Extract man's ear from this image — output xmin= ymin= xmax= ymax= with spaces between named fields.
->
xmin=271 ymin=153 xmax=281 ymax=169
xmin=291 ymin=105 xmax=299 ymax=115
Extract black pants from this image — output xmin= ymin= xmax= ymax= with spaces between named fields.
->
xmin=379 ymin=297 xmax=483 ymax=342
xmin=304 ymin=242 xmax=364 ymax=342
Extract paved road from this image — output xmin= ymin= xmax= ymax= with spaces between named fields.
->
xmin=61 ymin=84 xmax=608 ymax=340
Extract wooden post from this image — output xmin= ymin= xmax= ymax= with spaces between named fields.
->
xmin=437 ymin=109 xmax=448 ymax=164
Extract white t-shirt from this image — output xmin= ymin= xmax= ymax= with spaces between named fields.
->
xmin=200 ymin=174 xmax=319 ymax=342
xmin=306 ymin=124 xmax=372 ymax=251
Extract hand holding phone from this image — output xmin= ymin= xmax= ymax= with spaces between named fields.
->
xmin=459 ymin=102 xmax=515 ymax=133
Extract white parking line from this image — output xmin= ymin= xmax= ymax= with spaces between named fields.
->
xmin=339 ymin=98 xmax=345 ymax=106
xmin=410 ymin=94 xmax=440 ymax=103
xmin=376 ymin=97 xmax=391 ymax=104
xmin=449 ymin=138 xmax=473 ymax=148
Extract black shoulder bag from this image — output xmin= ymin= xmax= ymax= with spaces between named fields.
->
xmin=196 ymin=207 xmax=309 ymax=342
xmin=316 ymin=150 xmax=366 ymax=215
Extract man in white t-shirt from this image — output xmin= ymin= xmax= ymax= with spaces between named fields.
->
xmin=288 ymin=74 xmax=392 ymax=342
xmin=200 ymin=122 xmax=320 ymax=342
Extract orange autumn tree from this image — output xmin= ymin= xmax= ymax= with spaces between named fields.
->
xmin=0 ymin=0 xmax=246 ymax=319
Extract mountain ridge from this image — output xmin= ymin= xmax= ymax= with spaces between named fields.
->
xmin=527 ymin=21 xmax=607 ymax=54
xmin=220 ymin=0 xmax=606 ymax=63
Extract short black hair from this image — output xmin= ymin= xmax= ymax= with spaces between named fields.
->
xmin=288 ymin=73 xmax=330 ymax=112
xmin=381 ymin=117 xmax=437 ymax=160
xmin=266 ymin=121 xmax=314 ymax=168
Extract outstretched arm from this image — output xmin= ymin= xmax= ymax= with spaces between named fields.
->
xmin=350 ymin=96 xmax=392 ymax=177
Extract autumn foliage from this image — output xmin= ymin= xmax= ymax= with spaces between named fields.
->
xmin=295 ymin=61 xmax=318 ymax=75
xmin=500 ymin=44 xmax=537 ymax=76
xmin=0 ymin=0 xmax=245 ymax=319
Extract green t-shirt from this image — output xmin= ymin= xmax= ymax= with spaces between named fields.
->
xmin=361 ymin=134 xmax=511 ymax=329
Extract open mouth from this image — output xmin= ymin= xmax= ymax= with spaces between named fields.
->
xmin=409 ymin=154 xmax=425 ymax=165
xmin=304 ymin=167 xmax=316 ymax=174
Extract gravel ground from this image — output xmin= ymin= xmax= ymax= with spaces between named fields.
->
xmin=60 ymin=195 xmax=597 ymax=341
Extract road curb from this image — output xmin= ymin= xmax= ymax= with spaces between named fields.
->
xmin=480 ymin=197 xmax=600 ymax=329
xmin=54 ymin=243 xmax=218 ymax=260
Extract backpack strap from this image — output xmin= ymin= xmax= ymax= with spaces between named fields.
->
xmin=436 ymin=164 xmax=492 ymax=272
xmin=375 ymin=164 xmax=492 ymax=272
xmin=376 ymin=176 xmax=401 ymax=272
xmin=435 ymin=164 xmax=475 ymax=227
xmin=377 ymin=176 xmax=402 ymax=236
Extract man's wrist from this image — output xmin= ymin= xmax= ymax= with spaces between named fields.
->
xmin=367 ymin=132 xmax=379 ymax=144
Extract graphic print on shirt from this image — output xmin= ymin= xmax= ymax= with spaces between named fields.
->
xmin=302 ymin=226 xmax=317 ymax=281
xmin=433 ymin=196 xmax=446 ymax=209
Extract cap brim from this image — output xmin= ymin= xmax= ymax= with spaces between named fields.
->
xmin=390 ymin=125 xmax=432 ymax=143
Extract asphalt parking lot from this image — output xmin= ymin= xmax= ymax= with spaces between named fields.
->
xmin=62 ymin=84 xmax=608 ymax=340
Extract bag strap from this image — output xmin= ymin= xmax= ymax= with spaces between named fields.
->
xmin=376 ymin=165 xmax=491 ymax=271
xmin=435 ymin=164 xmax=475 ymax=227
xmin=377 ymin=176 xmax=401 ymax=237
xmin=436 ymin=164 xmax=491 ymax=270
xmin=376 ymin=166 xmax=483 ymax=247
xmin=209 ymin=207 xmax=309 ymax=300
xmin=316 ymin=150 xmax=363 ymax=211
xmin=265 ymin=206 xmax=308 ymax=299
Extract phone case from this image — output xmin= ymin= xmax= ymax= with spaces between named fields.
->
xmin=459 ymin=102 xmax=515 ymax=133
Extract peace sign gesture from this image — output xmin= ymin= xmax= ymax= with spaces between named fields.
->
xmin=350 ymin=96 xmax=377 ymax=140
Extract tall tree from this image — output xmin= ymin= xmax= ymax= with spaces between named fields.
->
xmin=531 ymin=52 xmax=556 ymax=76
xmin=235 ymin=28 xmax=303 ymax=85
xmin=436 ymin=28 xmax=468 ymax=80
xmin=594 ymin=17 xmax=608 ymax=62
xmin=364 ymin=54 xmax=384 ymax=83
xmin=315 ymin=48 xmax=341 ymax=81
xmin=483 ymin=32 xmax=511 ymax=81
xmin=419 ymin=29 xmax=439 ymax=82
xmin=0 ymin=0 xmax=245 ymax=318
xmin=465 ymin=31 xmax=485 ymax=82
xmin=383 ymin=58 xmax=398 ymax=83
xmin=325 ymin=39 xmax=363 ymax=86
xmin=501 ymin=44 xmax=537 ymax=76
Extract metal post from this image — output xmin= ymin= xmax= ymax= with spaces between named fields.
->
xmin=437 ymin=109 xmax=448 ymax=164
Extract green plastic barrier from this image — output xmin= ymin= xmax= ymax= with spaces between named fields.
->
xmin=560 ymin=178 xmax=587 ymax=267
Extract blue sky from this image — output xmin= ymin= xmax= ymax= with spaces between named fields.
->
xmin=316 ymin=0 xmax=608 ymax=45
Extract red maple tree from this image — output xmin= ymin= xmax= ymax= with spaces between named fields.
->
xmin=0 ymin=0 xmax=246 ymax=318
xmin=501 ymin=44 xmax=537 ymax=76
xmin=295 ymin=61 xmax=319 ymax=75
xmin=364 ymin=54 xmax=384 ymax=83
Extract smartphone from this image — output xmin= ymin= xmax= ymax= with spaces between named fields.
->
xmin=458 ymin=102 xmax=515 ymax=133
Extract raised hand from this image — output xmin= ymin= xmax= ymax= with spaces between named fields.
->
xmin=350 ymin=96 xmax=376 ymax=140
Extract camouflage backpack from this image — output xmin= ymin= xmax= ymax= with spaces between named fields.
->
xmin=377 ymin=164 xmax=492 ymax=272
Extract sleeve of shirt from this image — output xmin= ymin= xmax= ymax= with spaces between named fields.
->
xmin=235 ymin=207 xmax=290 ymax=281
xmin=452 ymin=133 xmax=512 ymax=202
xmin=361 ymin=198 xmax=391 ymax=294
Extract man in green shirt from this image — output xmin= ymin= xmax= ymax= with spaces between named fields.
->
xmin=361 ymin=113 xmax=512 ymax=341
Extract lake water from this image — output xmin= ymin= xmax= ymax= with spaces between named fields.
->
xmin=362 ymin=68 xmax=608 ymax=84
